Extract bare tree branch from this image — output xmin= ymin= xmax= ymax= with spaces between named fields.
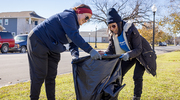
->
xmin=79 ymin=0 xmax=153 ymax=26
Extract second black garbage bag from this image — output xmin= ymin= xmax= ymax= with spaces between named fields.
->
xmin=72 ymin=54 xmax=126 ymax=100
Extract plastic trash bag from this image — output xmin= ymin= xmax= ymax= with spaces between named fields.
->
xmin=72 ymin=54 xmax=126 ymax=100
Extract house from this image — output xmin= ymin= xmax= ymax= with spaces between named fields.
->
xmin=0 ymin=11 xmax=45 ymax=36
xmin=79 ymin=28 xmax=109 ymax=43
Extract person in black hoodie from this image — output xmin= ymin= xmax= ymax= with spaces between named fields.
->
xmin=99 ymin=8 xmax=157 ymax=100
xmin=27 ymin=4 xmax=101 ymax=100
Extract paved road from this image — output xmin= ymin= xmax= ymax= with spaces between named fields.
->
xmin=0 ymin=51 xmax=89 ymax=88
xmin=0 ymin=46 xmax=180 ymax=88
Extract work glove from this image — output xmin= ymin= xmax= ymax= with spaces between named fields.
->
xmin=89 ymin=49 xmax=102 ymax=60
xmin=121 ymin=53 xmax=129 ymax=61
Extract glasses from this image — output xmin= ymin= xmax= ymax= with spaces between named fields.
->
xmin=85 ymin=16 xmax=89 ymax=21
xmin=109 ymin=25 xmax=116 ymax=29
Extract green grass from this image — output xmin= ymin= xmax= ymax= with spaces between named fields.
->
xmin=0 ymin=51 xmax=180 ymax=100
xmin=88 ymin=42 xmax=109 ymax=50
xmin=88 ymin=43 xmax=164 ymax=50
xmin=119 ymin=50 xmax=180 ymax=100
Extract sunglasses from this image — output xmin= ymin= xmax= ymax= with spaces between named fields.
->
xmin=85 ymin=16 xmax=89 ymax=21
xmin=109 ymin=25 xmax=116 ymax=29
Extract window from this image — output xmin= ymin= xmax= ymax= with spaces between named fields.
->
xmin=12 ymin=32 xmax=16 ymax=36
xmin=35 ymin=21 xmax=38 ymax=25
xmin=103 ymin=37 xmax=106 ymax=41
xmin=0 ymin=19 xmax=2 ymax=25
xmin=0 ymin=32 xmax=13 ymax=39
xmin=15 ymin=35 xmax=27 ymax=41
xmin=5 ymin=19 xmax=8 ymax=25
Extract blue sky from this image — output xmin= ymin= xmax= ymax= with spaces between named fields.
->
xmin=1 ymin=0 xmax=80 ymax=18
xmin=0 ymin=0 xmax=173 ymax=32
xmin=0 ymin=0 xmax=97 ymax=31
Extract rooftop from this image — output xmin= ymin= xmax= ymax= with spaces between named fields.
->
xmin=0 ymin=11 xmax=45 ymax=19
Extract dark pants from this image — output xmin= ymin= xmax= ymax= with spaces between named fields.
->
xmin=27 ymin=31 xmax=60 ymax=100
xmin=121 ymin=58 xmax=145 ymax=97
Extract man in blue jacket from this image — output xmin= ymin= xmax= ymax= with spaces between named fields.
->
xmin=27 ymin=4 xmax=101 ymax=100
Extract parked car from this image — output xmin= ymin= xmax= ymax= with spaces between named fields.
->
xmin=159 ymin=42 xmax=167 ymax=46
xmin=9 ymin=34 xmax=28 ymax=53
xmin=0 ymin=31 xmax=15 ymax=53
xmin=176 ymin=43 xmax=179 ymax=46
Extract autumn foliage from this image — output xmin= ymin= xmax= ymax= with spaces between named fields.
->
xmin=138 ymin=23 xmax=172 ymax=44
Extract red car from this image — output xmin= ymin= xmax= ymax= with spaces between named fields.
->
xmin=0 ymin=31 xmax=15 ymax=53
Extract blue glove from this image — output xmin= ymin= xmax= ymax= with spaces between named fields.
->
xmin=89 ymin=49 xmax=102 ymax=60
xmin=121 ymin=53 xmax=129 ymax=61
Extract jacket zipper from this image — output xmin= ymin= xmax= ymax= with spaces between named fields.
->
xmin=143 ymin=50 xmax=153 ymax=55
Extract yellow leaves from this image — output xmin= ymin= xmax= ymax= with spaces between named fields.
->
xmin=138 ymin=22 xmax=171 ymax=43
xmin=159 ymin=12 xmax=180 ymax=35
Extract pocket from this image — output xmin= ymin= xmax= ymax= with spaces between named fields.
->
xmin=32 ymin=40 xmax=48 ymax=58
xmin=142 ymin=51 xmax=156 ymax=63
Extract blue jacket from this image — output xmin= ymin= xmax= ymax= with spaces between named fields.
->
xmin=33 ymin=8 xmax=93 ymax=55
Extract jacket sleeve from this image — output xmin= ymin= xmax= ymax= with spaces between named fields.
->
xmin=105 ymin=34 xmax=116 ymax=54
xmin=127 ymin=24 xmax=142 ymax=59
xmin=60 ymin=13 xmax=93 ymax=53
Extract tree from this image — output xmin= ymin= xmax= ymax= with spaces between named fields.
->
xmin=78 ymin=0 xmax=154 ymax=26
xmin=138 ymin=23 xmax=153 ymax=43
xmin=159 ymin=12 xmax=180 ymax=36
xmin=158 ymin=0 xmax=180 ymax=35
xmin=138 ymin=22 xmax=172 ymax=44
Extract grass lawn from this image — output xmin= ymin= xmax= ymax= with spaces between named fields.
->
xmin=88 ymin=42 xmax=109 ymax=50
xmin=0 ymin=51 xmax=180 ymax=100
xmin=88 ymin=43 xmax=159 ymax=50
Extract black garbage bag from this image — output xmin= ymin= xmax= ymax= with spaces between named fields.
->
xmin=72 ymin=54 xmax=126 ymax=100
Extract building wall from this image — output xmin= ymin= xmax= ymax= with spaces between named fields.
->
xmin=80 ymin=33 xmax=109 ymax=43
xmin=1 ymin=18 xmax=17 ymax=35
xmin=79 ymin=28 xmax=109 ymax=43
xmin=17 ymin=18 xmax=27 ymax=35
xmin=82 ymin=37 xmax=103 ymax=43
xmin=17 ymin=18 xmax=42 ymax=35
xmin=102 ymin=37 xmax=109 ymax=43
